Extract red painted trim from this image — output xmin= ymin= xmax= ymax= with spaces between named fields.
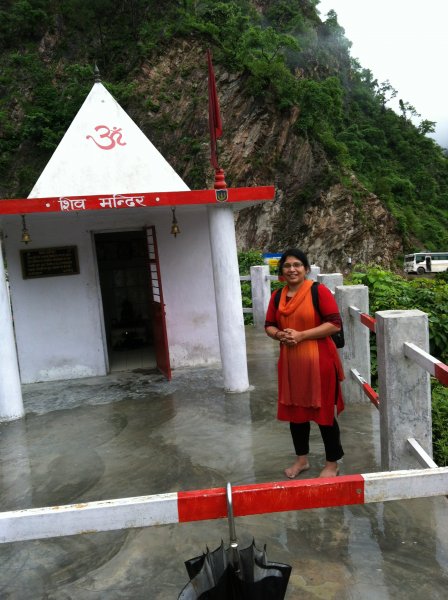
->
xmin=177 ymin=476 xmax=365 ymax=523
xmin=360 ymin=313 xmax=376 ymax=333
xmin=434 ymin=362 xmax=448 ymax=386
xmin=0 ymin=187 xmax=275 ymax=216
xmin=178 ymin=487 xmax=227 ymax=523
xmin=363 ymin=383 xmax=380 ymax=408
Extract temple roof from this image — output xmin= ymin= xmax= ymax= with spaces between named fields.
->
xmin=28 ymin=82 xmax=189 ymax=198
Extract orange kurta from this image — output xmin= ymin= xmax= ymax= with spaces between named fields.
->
xmin=265 ymin=282 xmax=344 ymax=426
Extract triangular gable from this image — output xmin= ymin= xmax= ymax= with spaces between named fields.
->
xmin=28 ymin=83 xmax=189 ymax=198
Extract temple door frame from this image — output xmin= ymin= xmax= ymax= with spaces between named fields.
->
xmin=146 ymin=226 xmax=171 ymax=380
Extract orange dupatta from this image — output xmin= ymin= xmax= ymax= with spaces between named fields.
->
xmin=277 ymin=280 xmax=322 ymax=408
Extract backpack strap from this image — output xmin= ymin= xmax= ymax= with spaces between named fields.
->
xmin=311 ymin=281 xmax=321 ymax=317
xmin=274 ymin=287 xmax=282 ymax=309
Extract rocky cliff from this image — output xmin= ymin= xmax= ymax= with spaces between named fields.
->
xmin=134 ymin=41 xmax=403 ymax=272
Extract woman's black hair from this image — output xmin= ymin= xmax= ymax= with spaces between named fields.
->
xmin=278 ymin=248 xmax=310 ymax=275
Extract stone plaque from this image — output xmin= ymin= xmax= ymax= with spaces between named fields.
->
xmin=20 ymin=246 xmax=80 ymax=279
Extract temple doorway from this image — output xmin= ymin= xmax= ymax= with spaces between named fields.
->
xmin=95 ymin=230 xmax=156 ymax=372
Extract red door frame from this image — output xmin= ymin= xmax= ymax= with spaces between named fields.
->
xmin=146 ymin=226 xmax=172 ymax=380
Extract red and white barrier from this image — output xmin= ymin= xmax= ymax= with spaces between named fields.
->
xmin=1 ymin=468 xmax=448 ymax=544
xmin=404 ymin=342 xmax=448 ymax=386
xmin=349 ymin=305 xmax=376 ymax=332
xmin=350 ymin=368 xmax=379 ymax=408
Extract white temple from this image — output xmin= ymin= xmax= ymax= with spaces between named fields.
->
xmin=0 ymin=80 xmax=274 ymax=420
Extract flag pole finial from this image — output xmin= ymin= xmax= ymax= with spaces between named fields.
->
xmin=94 ymin=63 xmax=101 ymax=83
xmin=214 ymin=168 xmax=227 ymax=189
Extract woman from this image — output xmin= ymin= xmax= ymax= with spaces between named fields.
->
xmin=265 ymin=249 xmax=345 ymax=478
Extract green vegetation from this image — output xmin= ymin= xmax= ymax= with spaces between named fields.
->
xmin=1 ymin=1 xmax=447 ymax=254
xmin=348 ymin=267 xmax=448 ymax=363
xmin=239 ymin=249 xmax=264 ymax=325
xmin=347 ymin=266 xmax=448 ymax=466
xmin=432 ymin=382 xmax=448 ymax=467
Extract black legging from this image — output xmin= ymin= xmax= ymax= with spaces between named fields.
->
xmin=289 ymin=420 xmax=344 ymax=462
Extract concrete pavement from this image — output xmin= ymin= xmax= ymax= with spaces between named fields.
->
xmin=0 ymin=328 xmax=447 ymax=599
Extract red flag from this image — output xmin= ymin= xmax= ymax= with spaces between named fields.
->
xmin=207 ymin=49 xmax=223 ymax=170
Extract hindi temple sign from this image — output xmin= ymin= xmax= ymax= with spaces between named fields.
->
xmin=0 ymin=187 xmax=275 ymax=215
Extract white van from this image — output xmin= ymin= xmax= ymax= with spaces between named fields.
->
xmin=404 ymin=252 xmax=448 ymax=274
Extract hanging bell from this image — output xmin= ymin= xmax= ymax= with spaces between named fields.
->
xmin=21 ymin=215 xmax=32 ymax=244
xmin=170 ymin=207 xmax=180 ymax=237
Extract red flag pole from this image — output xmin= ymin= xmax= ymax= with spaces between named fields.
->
xmin=207 ymin=49 xmax=227 ymax=189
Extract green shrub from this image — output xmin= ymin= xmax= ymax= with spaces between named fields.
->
xmin=238 ymin=250 xmax=263 ymax=325
xmin=347 ymin=266 xmax=448 ymax=464
xmin=432 ymin=382 xmax=448 ymax=466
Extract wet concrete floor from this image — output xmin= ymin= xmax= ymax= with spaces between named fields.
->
xmin=1 ymin=328 xmax=447 ymax=599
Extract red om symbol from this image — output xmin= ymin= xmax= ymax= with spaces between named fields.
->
xmin=86 ymin=125 xmax=127 ymax=150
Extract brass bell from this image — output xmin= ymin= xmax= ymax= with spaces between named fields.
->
xmin=170 ymin=207 xmax=180 ymax=237
xmin=21 ymin=215 xmax=31 ymax=244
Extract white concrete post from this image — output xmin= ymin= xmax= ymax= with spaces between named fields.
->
xmin=336 ymin=285 xmax=370 ymax=404
xmin=376 ymin=310 xmax=432 ymax=471
xmin=317 ymin=273 xmax=343 ymax=292
xmin=207 ymin=206 xmax=250 ymax=392
xmin=250 ymin=265 xmax=271 ymax=328
xmin=0 ymin=239 xmax=24 ymax=420
xmin=309 ymin=265 xmax=320 ymax=281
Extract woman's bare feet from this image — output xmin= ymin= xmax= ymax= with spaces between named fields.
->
xmin=284 ymin=456 xmax=310 ymax=479
xmin=319 ymin=461 xmax=339 ymax=478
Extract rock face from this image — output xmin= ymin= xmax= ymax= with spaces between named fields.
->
xmin=192 ymin=47 xmax=404 ymax=271
xmin=303 ymin=184 xmax=403 ymax=272
xmin=215 ymin=65 xmax=404 ymax=271
xmin=235 ymin=181 xmax=403 ymax=273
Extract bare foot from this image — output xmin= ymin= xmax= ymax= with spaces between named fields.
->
xmin=319 ymin=462 xmax=339 ymax=478
xmin=284 ymin=458 xmax=310 ymax=479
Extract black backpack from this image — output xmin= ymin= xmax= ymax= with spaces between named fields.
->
xmin=274 ymin=282 xmax=345 ymax=349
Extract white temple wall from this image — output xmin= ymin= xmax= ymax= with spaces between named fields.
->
xmin=156 ymin=210 xmax=221 ymax=368
xmin=2 ymin=207 xmax=220 ymax=383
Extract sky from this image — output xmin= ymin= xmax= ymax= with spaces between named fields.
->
xmin=317 ymin=0 xmax=448 ymax=148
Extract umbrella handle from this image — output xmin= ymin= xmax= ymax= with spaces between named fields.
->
xmin=226 ymin=482 xmax=239 ymax=570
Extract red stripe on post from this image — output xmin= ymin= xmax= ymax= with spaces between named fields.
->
xmin=363 ymin=383 xmax=380 ymax=408
xmin=434 ymin=362 xmax=448 ymax=386
xmin=360 ymin=313 xmax=376 ymax=332
xmin=178 ymin=477 xmax=365 ymax=523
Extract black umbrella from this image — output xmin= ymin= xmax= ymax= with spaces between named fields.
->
xmin=178 ymin=483 xmax=292 ymax=599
